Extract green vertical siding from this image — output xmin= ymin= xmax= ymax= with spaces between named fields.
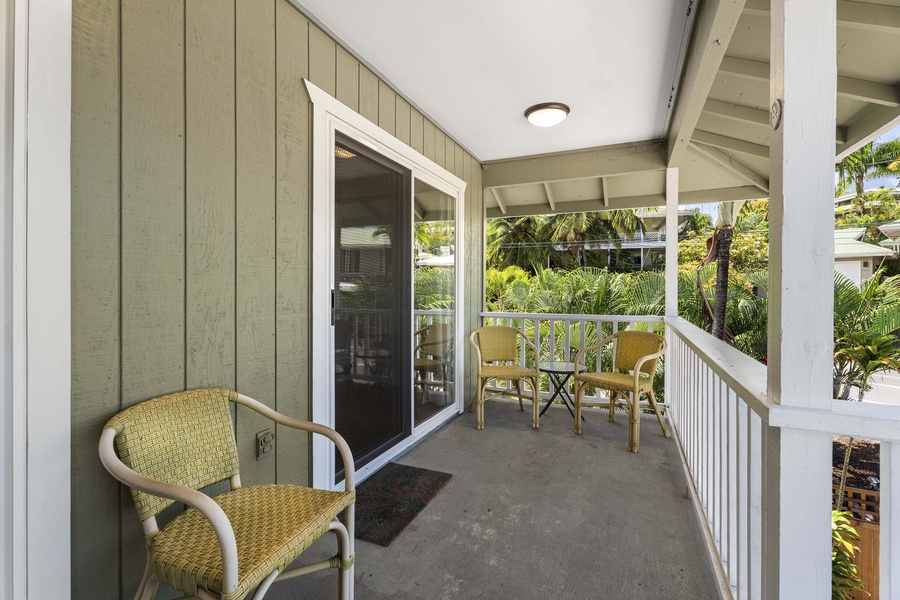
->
xmin=71 ymin=0 xmax=483 ymax=597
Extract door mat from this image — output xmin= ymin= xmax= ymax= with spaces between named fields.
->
xmin=353 ymin=462 xmax=452 ymax=546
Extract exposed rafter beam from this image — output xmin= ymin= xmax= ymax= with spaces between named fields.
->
xmin=703 ymin=99 xmax=768 ymax=125
xmin=720 ymin=55 xmax=900 ymax=107
xmin=543 ymin=183 xmax=556 ymax=212
xmin=483 ymin=186 xmax=767 ymax=219
xmin=690 ymin=141 xmax=769 ymax=192
xmin=837 ymin=106 xmax=900 ymax=160
xmin=666 ymin=0 xmax=748 ymax=168
xmin=702 ymin=99 xmax=848 ymax=143
xmin=744 ymin=0 xmax=900 ymax=34
xmin=482 ymin=140 xmax=666 ymax=189
xmin=601 ymin=177 xmax=610 ymax=208
xmin=490 ymin=187 xmax=507 ymax=215
xmin=693 ymin=130 xmax=769 ymax=159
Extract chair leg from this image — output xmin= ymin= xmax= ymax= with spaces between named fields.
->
xmin=648 ymin=390 xmax=670 ymax=438
xmin=139 ymin=575 xmax=159 ymax=600
xmin=573 ymin=380 xmax=583 ymax=435
xmin=134 ymin=554 xmax=154 ymax=600
xmin=329 ymin=519 xmax=353 ymax=600
xmin=609 ymin=391 xmax=619 ymax=422
xmin=530 ymin=377 xmax=539 ymax=429
xmin=629 ymin=390 xmax=640 ymax=453
xmin=476 ymin=381 xmax=486 ymax=430
xmin=515 ymin=380 xmax=524 ymax=411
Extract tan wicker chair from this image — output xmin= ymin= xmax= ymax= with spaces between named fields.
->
xmin=414 ymin=323 xmax=453 ymax=402
xmin=98 ymin=388 xmax=356 ymax=600
xmin=468 ymin=326 xmax=540 ymax=430
xmin=573 ymin=331 xmax=669 ymax=453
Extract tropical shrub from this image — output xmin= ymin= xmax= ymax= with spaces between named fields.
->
xmin=831 ymin=511 xmax=866 ymax=599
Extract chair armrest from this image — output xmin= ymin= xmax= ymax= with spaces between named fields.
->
xmin=98 ymin=428 xmax=240 ymax=595
xmin=234 ymin=393 xmax=356 ymax=492
xmin=514 ymin=330 xmax=540 ymax=373
xmin=574 ymin=333 xmax=617 ymax=374
xmin=632 ymin=340 xmax=667 ymax=390
xmin=468 ymin=330 xmax=484 ymax=368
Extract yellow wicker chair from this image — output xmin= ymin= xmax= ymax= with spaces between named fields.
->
xmin=414 ymin=323 xmax=453 ymax=402
xmin=468 ymin=325 xmax=540 ymax=430
xmin=99 ymin=388 xmax=356 ymax=600
xmin=573 ymin=331 xmax=669 ymax=453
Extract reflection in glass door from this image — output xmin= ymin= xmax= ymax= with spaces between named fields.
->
xmin=413 ymin=179 xmax=456 ymax=426
xmin=333 ymin=134 xmax=411 ymax=479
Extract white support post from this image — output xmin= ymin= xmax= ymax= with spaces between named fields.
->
xmin=664 ymin=167 xmax=679 ymax=318
xmin=664 ymin=167 xmax=678 ymax=411
xmin=765 ymin=0 xmax=835 ymax=597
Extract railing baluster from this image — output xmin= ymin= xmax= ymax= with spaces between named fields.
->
xmin=882 ymin=441 xmax=899 ymax=598
xmin=748 ymin=408 xmax=762 ymax=599
xmin=564 ymin=320 xmax=571 ymax=362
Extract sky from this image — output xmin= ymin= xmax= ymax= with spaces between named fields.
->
xmin=862 ymin=124 xmax=900 ymax=190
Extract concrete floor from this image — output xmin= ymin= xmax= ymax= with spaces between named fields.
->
xmin=267 ymin=400 xmax=719 ymax=600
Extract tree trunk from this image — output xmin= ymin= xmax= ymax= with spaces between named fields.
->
xmin=711 ymin=226 xmax=733 ymax=340
xmin=836 ymin=437 xmax=855 ymax=511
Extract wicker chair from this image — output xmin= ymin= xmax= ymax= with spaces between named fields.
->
xmin=98 ymin=388 xmax=356 ymax=600
xmin=468 ymin=326 xmax=540 ymax=430
xmin=414 ymin=323 xmax=453 ymax=403
xmin=573 ymin=331 xmax=669 ymax=453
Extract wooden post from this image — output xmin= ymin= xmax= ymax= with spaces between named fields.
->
xmin=765 ymin=0 xmax=835 ymax=597
xmin=665 ymin=167 xmax=679 ymax=317
xmin=882 ymin=442 xmax=900 ymax=598
xmin=664 ymin=167 xmax=678 ymax=410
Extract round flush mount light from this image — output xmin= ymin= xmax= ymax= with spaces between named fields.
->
xmin=524 ymin=102 xmax=570 ymax=127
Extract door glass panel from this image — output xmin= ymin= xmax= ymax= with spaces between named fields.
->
xmin=413 ymin=179 xmax=456 ymax=426
xmin=333 ymin=135 xmax=411 ymax=478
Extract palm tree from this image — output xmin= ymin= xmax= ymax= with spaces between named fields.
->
xmin=540 ymin=209 xmax=644 ymax=268
xmin=485 ymin=216 xmax=546 ymax=271
xmin=836 ymin=138 xmax=900 ymax=197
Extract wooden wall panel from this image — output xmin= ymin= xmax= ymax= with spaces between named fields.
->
xmin=309 ymin=25 xmax=336 ymax=97
xmin=120 ymin=0 xmax=186 ymax=595
xmin=71 ymin=1 xmax=484 ymax=595
xmin=395 ymin=96 xmax=411 ymax=145
xmin=186 ymin=0 xmax=235 ymax=390
xmin=410 ymin=108 xmax=424 ymax=154
xmin=235 ymin=0 xmax=277 ymax=486
xmin=434 ymin=127 xmax=446 ymax=167
xmin=359 ymin=65 xmax=379 ymax=124
xmin=378 ymin=80 xmax=395 ymax=135
xmin=71 ymin=0 xmax=120 ymax=597
xmin=336 ymin=46 xmax=359 ymax=111
xmin=423 ymin=118 xmax=436 ymax=161
xmin=275 ymin=0 xmax=311 ymax=486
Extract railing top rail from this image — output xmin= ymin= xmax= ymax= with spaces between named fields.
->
xmin=665 ymin=316 xmax=772 ymax=421
xmin=482 ymin=311 xmax=664 ymax=322
xmin=414 ymin=310 xmax=454 ymax=316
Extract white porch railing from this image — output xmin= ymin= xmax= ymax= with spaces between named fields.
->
xmin=480 ymin=311 xmax=664 ymax=401
xmin=667 ymin=316 xmax=900 ymax=599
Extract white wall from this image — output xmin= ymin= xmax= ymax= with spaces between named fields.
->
xmin=835 ymin=260 xmax=862 ymax=285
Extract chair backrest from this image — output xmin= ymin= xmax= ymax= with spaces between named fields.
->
xmin=419 ymin=323 xmax=453 ymax=358
xmin=103 ymin=388 xmax=240 ymax=521
xmin=473 ymin=326 xmax=519 ymax=362
xmin=614 ymin=331 xmax=665 ymax=376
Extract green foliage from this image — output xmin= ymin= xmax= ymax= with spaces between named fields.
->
xmin=415 ymin=267 xmax=455 ymax=310
xmin=678 ymin=232 xmax=768 ymax=272
xmin=831 ymin=511 xmax=867 ymax=599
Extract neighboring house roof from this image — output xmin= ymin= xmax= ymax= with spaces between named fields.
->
xmin=834 ymin=235 xmax=893 ymax=260
xmin=878 ymin=221 xmax=900 ymax=241
xmin=416 ymin=254 xmax=454 ymax=267
xmin=834 ymin=228 xmax=866 ymax=241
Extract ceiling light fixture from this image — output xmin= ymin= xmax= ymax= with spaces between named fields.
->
xmin=524 ymin=102 xmax=570 ymax=127
xmin=335 ymin=146 xmax=356 ymax=159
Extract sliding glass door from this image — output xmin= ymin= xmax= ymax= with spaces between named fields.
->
xmin=307 ymin=79 xmax=466 ymax=490
xmin=333 ymin=134 xmax=411 ymax=478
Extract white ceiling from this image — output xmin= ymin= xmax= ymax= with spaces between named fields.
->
xmin=296 ymin=0 xmax=694 ymax=161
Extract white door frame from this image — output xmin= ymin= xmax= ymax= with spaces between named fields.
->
xmin=306 ymin=80 xmax=466 ymax=491
xmin=1 ymin=1 xmax=72 ymax=598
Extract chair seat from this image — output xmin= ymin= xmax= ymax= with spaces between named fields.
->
xmin=150 ymin=484 xmax=355 ymax=600
xmin=480 ymin=365 xmax=536 ymax=380
xmin=576 ymin=371 xmax=653 ymax=393
xmin=414 ymin=357 xmax=445 ymax=372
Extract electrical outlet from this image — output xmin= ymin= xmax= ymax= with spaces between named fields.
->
xmin=256 ymin=429 xmax=275 ymax=460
